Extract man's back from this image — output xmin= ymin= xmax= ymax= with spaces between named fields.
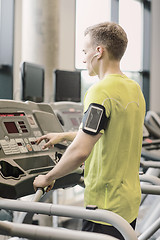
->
xmin=84 ymin=74 xmax=146 ymax=223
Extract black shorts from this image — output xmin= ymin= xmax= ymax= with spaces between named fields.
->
xmin=82 ymin=218 xmax=136 ymax=240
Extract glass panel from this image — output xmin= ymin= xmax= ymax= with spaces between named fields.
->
xmin=75 ymin=0 xmax=110 ymax=69
xmin=124 ymin=71 xmax=142 ymax=88
xmin=81 ymin=70 xmax=99 ymax=102
xmin=81 ymin=71 xmax=143 ymax=103
xmin=119 ymin=0 xmax=142 ymax=71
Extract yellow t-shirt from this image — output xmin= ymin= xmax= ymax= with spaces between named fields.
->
xmin=83 ymin=74 xmax=146 ymax=224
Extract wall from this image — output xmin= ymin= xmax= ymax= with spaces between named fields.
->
xmin=58 ymin=0 xmax=75 ymax=70
xmin=13 ymin=0 xmax=75 ymax=102
xmin=0 ymin=0 xmax=14 ymax=99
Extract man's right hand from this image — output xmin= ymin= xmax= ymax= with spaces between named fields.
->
xmin=36 ymin=131 xmax=77 ymax=149
xmin=36 ymin=132 xmax=65 ymax=149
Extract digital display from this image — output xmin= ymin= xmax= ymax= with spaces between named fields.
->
xmin=55 ymin=70 xmax=81 ymax=102
xmin=4 ymin=122 xmax=19 ymax=134
xmin=0 ymin=112 xmax=25 ymax=117
xmin=70 ymin=118 xmax=79 ymax=126
xmin=22 ymin=62 xmax=44 ymax=102
xmin=85 ymin=106 xmax=103 ymax=132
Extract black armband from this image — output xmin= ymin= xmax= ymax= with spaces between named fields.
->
xmin=82 ymin=103 xmax=109 ymax=135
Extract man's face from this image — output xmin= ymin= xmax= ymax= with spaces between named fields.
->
xmin=83 ymin=34 xmax=97 ymax=76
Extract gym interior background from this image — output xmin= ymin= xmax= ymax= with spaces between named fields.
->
xmin=0 ymin=0 xmax=160 ymax=240
xmin=0 ymin=0 xmax=160 ymax=111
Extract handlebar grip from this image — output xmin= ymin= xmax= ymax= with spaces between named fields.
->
xmin=37 ymin=187 xmax=47 ymax=194
xmin=33 ymin=187 xmax=48 ymax=202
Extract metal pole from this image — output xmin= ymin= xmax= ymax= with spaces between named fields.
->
xmin=139 ymin=201 xmax=160 ymax=234
xmin=141 ymin=185 xmax=160 ymax=195
xmin=140 ymin=168 xmax=160 ymax=203
xmin=0 ymin=221 xmax=117 ymax=240
xmin=140 ymin=174 xmax=160 ymax=185
xmin=15 ymin=188 xmax=45 ymax=223
xmin=138 ymin=217 xmax=160 ymax=240
xmin=140 ymin=159 xmax=160 ymax=169
xmin=0 ymin=199 xmax=138 ymax=240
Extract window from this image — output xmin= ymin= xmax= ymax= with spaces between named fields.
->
xmin=119 ymin=0 xmax=143 ymax=93
xmin=75 ymin=0 xmax=110 ymax=69
xmin=119 ymin=0 xmax=143 ymax=72
xmin=75 ymin=0 xmax=149 ymax=105
xmin=76 ymin=0 xmax=110 ymax=101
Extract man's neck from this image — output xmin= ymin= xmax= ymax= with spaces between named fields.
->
xmin=98 ymin=60 xmax=123 ymax=80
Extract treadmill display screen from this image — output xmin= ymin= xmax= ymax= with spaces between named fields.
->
xmin=70 ymin=118 xmax=79 ymax=126
xmin=0 ymin=112 xmax=25 ymax=117
xmin=4 ymin=122 xmax=19 ymax=134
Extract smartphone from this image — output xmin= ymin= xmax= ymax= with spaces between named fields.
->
xmin=83 ymin=105 xmax=104 ymax=133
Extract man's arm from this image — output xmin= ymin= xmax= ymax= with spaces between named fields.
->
xmin=33 ymin=129 xmax=101 ymax=190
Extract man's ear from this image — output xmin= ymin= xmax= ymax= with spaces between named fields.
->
xmin=96 ymin=46 xmax=104 ymax=58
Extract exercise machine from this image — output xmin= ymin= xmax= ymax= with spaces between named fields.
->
xmin=50 ymin=101 xmax=83 ymax=132
xmin=0 ymin=100 xmax=83 ymax=200
xmin=0 ymin=100 xmax=159 ymax=240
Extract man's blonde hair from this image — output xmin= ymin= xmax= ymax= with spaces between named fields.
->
xmin=84 ymin=22 xmax=128 ymax=60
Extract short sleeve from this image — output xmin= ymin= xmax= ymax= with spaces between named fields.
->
xmin=83 ymin=84 xmax=111 ymax=118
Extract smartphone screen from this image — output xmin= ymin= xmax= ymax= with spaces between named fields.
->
xmin=84 ymin=106 xmax=103 ymax=133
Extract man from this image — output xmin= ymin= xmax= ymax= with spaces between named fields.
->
xmin=33 ymin=22 xmax=145 ymax=239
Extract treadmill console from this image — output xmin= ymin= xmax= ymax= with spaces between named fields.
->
xmin=51 ymin=101 xmax=83 ymax=132
xmin=0 ymin=100 xmax=81 ymax=199
xmin=0 ymin=112 xmax=44 ymax=156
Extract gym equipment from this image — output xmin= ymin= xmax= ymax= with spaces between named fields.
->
xmin=0 ymin=100 xmax=83 ymax=199
xmin=144 ymin=110 xmax=160 ymax=139
xmin=0 ymin=221 xmax=118 ymax=240
xmin=50 ymin=101 xmax=83 ymax=132
xmin=137 ymin=113 xmax=160 ymax=239
xmin=0 ymin=197 xmax=138 ymax=240
xmin=0 ymin=101 xmax=159 ymax=240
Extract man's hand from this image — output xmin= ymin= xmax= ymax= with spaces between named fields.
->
xmin=36 ymin=132 xmax=77 ymax=149
xmin=36 ymin=133 xmax=65 ymax=149
xmin=33 ymin=174 xmax=55 ymax=192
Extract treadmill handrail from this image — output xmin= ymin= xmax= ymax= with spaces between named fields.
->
xmin=140 ymin=185 xmax=160 ymax=195
xmin=138 ymin=217 xmax=160 ymax=240
xmin=140 ymin=159 xmax=160 ymax=169
xmin=0 ymin=220 xmax=117 ymax=240
xmin=141 ymin=149 xmax=160 ymax=161
xmin=142 ymin=139 xmax=160 ymax=146
xmin=0 ymin=199 xmax=138 ymax=240
xmin=139 ymin=174 xmax=160 ymax=185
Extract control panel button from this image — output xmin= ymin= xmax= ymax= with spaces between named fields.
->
xmin=0 ymin=139 xmax=20 ymax=155
xmin=26 ymin=144 xmax=33 ymax=152
xmin=15 ymin=138 xmax=28 ymax=153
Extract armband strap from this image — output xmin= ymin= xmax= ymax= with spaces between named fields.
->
xmin=82 ymin=103 xmax=109 ymax=135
